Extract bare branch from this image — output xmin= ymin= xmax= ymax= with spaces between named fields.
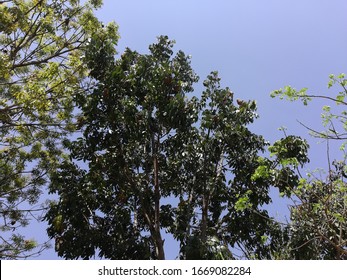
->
xmin=297 ymin=120 xmax=347 ymax=140
xmin=305 ymin=94 xmax=347 ymax=106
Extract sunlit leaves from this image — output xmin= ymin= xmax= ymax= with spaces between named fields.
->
xmin=270 ymin=73 xmax=347 ymax=259
xmin=235 ymin=190 xmax=253 ymax=211
xmin=269 ymin=135 xmax=310 ymax=167
xmin=0 ymin=0 xmax=118 ymax=258
xmin=271 ymin=86 xmax=310 ymax=105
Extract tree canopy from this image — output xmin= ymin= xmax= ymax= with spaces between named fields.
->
xmin=1 ymin=0 xmax=345 ymax=261
xmin=270 ymin=74 xmax=347 ymax=259
xmin=44 ymin=35 xmax=309 ymax=260
xmin=0 ymin=0 xmax=118 ymax=258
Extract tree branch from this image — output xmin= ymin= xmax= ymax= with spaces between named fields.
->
xmin=305 ymin=94 xmax=347 ymax=106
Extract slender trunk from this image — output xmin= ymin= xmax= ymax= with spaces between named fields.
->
xmin=133 ymin=195 xmax=139 ymax=234
xmin=153 ymin=229 xmax=165 ymax=260
xmin=201 ymin=127 xmax=211 ymax=244
xmin=123 ymin=150 xmax=164 ymax=259
xmin=185 ymin=189 xmax=194 ymax=238
xmin=142 ymin=209 xmax=165 ymax=260
xmin=201 ymin=194 xmax=209 ymax=244
xmin=152 ymin=132 xmax=165 ymax=259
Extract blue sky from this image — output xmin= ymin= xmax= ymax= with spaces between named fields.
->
xmin=28 ymin=0 xmax=347 ymax=259
xmin=96 ymin=0 xmax=347 ymax=158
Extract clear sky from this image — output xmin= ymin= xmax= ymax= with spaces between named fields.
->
xmin=28 ymin=0 xmax=347 ymax=259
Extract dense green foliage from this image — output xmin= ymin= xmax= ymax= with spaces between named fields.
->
xmin=0 ymin=0 xmax=118 ymax=258
xmin=2 ymin=0 xmax=346 ymax=261
xmin=44 ymin=36 xmax=309 ymax=260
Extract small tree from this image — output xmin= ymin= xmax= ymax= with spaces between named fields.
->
xmin=270 ymin=73 xmax=347 ymax=259
xmin=45 ymin=36 xmax=298 ymax=260
xmin=0 ymin=0 xmax=118 ymax=258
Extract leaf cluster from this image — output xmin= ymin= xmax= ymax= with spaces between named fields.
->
xmin=271 ymin=74 xmax=347 ymax=259
xmin=44 ymin=35 xmax=307 ymax=260
xmin=0 ymin=0 xmax=118 ymax=258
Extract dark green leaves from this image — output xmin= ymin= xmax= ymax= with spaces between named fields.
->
xmin=46 ymin=36 xmax=300 ymax=260
xmin=269 ymin=136 xmax=310 ymax=167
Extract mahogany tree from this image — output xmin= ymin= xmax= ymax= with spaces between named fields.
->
xmin=45 ymin=36 xmax=305 ymax=259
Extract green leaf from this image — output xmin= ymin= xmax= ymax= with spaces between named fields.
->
xmin=0 ymin=0 xmax=117 ymax=259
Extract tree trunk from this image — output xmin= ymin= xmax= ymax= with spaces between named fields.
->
xmin=152 ymin=132 xmax=165 ymax=259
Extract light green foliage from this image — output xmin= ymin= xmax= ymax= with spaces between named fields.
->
xmin=271 ymin=73 xmax=347 ymax=143
xmin=271 ymin=86 xmax=310 ymax=105
xmin=0 ymin=0 xmax=118 ymax=259
xmin=271 ymin=74 xmax=347 ymax=259
xmin=235 ymin=190 xmax=253 ymax=211
xmin=252 ymin=134 xmax=309 ymax=198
